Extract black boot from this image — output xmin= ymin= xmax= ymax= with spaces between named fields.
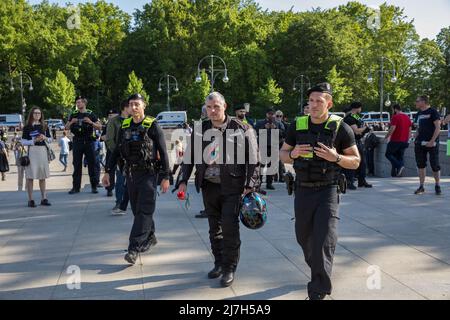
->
xmin=124 ymin=250 xmax=138 ymax=265
xmin=220 ymin=271 xmax=235 ymax=287
xmin=358 ymin=180 xmax=373 ymax=188
xmin=68 ymin=188 xmax=80 ymax=194
xmin=207 ymin=265 xmax=223 ymax=279
xmin=141 ymin=234 xmax=158 ymax=253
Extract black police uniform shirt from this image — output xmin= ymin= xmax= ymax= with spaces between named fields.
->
xmin=414 ymin=108 xmax=441 ymax=143
xmin=343 ymin=114 xmax=363 ymax=140
xmin=68 ymin=111 xmax=98 ymax=141
xmin=22 ymin=124 xmax=51 ymax=146
xmin=285 ymin=117 xmax=356 ymax=155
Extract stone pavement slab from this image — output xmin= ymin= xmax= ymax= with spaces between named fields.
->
xmin=0 ymin=146 xmax=449 ymax=300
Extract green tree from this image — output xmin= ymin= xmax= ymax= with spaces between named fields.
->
xmin=327 ymin=66 xmax=352 ymax=109
xmin=123 ymin=71 xmax=150 ymax=104
xmin=184 ymin=70 xmax=210 ymax=116
xmin=44 ymin=70 xmax=76 ymax=117
xmin=255 ymin=77 xmax=283 ymax=111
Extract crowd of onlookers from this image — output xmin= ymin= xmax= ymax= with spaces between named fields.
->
xmin=1 ymin=95 xmax=449 ymax=207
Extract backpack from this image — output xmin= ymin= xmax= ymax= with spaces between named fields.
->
xmin=365 ymin=132 xmax=379 ymax=150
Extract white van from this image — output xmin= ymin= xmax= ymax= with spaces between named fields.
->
xmin=0 ymin=114 xmax=23 ymax=131
xmin=156 ymin=111 xmax=187 ymax=129
xmin=361 ymin=112 xmax=391 ymax=125
xmin=330 ymin=112 xmax=346 ymax=118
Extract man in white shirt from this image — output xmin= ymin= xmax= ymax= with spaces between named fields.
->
xmin=59 ymin=131 xmax=71 ymax=172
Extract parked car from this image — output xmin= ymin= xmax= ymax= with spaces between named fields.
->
xmin=45 ymin=119 xmax=65 ymax=130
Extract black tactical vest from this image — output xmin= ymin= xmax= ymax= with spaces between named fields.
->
xmin=293 ymin=115 xmax=343 ymax=184
xmin=119 ymin=117 xmax=155 ymax=169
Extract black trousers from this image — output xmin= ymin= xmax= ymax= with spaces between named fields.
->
xmin=294 ymin=185 xmax=339 ymax=295
xmin=366 ymin=147 xmax=375 ymax=175
xmin=105 ymin=151 xmax=116 ymax=191
xmin=126 ymin=171 xmax=156 ymax=252
xmin=345 ymin=141 xmax=367 ymax=184
xmin=202 ymin=182 xmax=242 ymax=272
xmin=72 ymin=140 xmax=98 ymax=190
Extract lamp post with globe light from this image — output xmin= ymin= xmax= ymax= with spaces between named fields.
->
xmin=195 ymin=55 xmax=229 ymax=93
xmin=367 ymin=56 xmax=397 ymax=121
xmin=293 ymin=74 xmax=311 ymax=114
xmin=158 ymin=74 xmax=179 ymax=111
xmin=9 ymin=70 xmax=33 ymax=125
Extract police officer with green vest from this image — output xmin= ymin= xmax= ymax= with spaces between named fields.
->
xmin=343 ymin=102 xmax=372 ymax=189
xmin=66 ymin=96 xmax=103 ymax=194
xmin=280 ymin=83 xmax=360 ymax=300
xmin=102 ymin=93 xmax=170 ymax=265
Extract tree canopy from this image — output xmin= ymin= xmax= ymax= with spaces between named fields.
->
xmin=0 ymin=0 xmax=448 ymax=120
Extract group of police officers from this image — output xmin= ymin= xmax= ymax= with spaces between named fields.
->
xmin=66 ymin=82 xmax=360 ymax=300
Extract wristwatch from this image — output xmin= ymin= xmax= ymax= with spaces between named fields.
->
xmin=335 ymin=154 xmax=342 ymax=163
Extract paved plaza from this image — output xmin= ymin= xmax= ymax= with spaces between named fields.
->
xmin=0 ymin=146 xmax=449 ymax=300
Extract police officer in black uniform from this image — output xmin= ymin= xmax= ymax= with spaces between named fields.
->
xmin=66 ymin=96 xmax=103 ymax=194
xmin=280 ymin=83 xmax=360 ymax=300
xmin=103 ymin=93 xmax=170 ymax=265
xmin=176 ymin=92 xmax=260 ymax=287
xmin=343 ymin=102 xmax=372 ymax=189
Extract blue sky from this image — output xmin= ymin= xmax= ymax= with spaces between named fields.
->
xmin=28 ymin=0 xmax=450 ymax=40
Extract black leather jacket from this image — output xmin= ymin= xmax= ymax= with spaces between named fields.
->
xmin=179 ymin=116 xmax=260 ymax=195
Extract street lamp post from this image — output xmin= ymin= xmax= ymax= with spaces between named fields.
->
xmin=9 ymin=70 xmax=33 ymax=124
xmin=293 ymin=74 xmax=311 ymax=114
xmin=367 ymin=56 xmax=397 ymax=121
xmin=158 ymin=74 xmax=179 ymax=112
xmin=195 ymin=55 xmax=229 ymax=92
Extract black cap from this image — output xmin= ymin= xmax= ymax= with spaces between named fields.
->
xmin=234 ymin=105 xmax=246 ymax=112
xmin=343 ymin=106 xmax=352 ymax=113
xmin=108 ymin=109 xmax=118 ymax=115
xmin=128 ymin=93 xmax=145 ymax=103
xmin=350 ymin=102 xmax=363 ymax=110
xmin=266 ymin=107 xmax=276 ymax=114
xmin=307 ymin=82 xmax=333 ymax=97
xmin=75 ymin=96 xmax=87 ymax=103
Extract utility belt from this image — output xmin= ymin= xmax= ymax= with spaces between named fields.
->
xmin=123 ymin=162 xmax=155 ymax=175
xmin=294 ymin=174 xmax=347 ymax=194
xmin=296 ymin=180 xmax=337 ymax=188
xmin=73 ymin=136 xmax=95 ymax=143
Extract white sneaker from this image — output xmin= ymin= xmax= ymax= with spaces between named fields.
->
xmin=111 ymin=207 xmax=127 ymax=216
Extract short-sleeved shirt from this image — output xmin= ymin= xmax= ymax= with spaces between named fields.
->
xmin=68 ymin=110 xmax=98 ymax=141
xmin=344 ymin=114 xmax=364 ymax=140
xmin=285 ymin=116 xmax=356 ymax=154
xmin=22 ymin=124 xmax=51 ymax=146
xmin=390 ymin=113 xmax=412 ymax=143
xmin=59 ymin=136 xmax=70 ymax=155
xmin=414 ymin=107 xmax=440 ymax=142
